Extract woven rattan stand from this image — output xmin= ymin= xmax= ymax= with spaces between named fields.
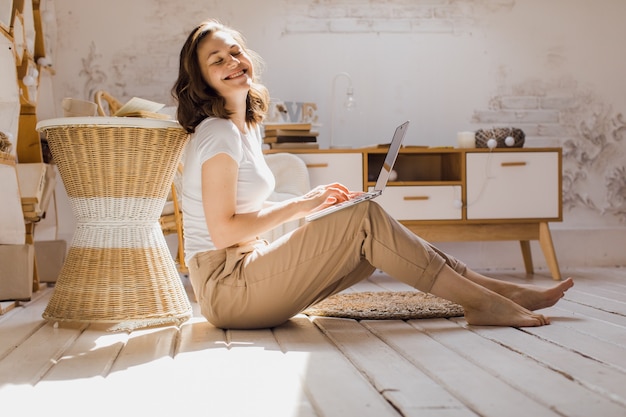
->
xmin=36 ymin=117 xmax=192 ymax=330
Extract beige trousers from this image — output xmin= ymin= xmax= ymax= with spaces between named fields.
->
xmin=188 ymin=201 xmax=466 ymax=329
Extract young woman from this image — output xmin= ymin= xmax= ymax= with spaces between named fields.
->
xmin=172 ymin=20 xmax=573 ymax=330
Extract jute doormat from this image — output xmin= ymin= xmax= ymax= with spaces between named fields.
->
xmin=303 ymin=291 xmax=464 ymax=320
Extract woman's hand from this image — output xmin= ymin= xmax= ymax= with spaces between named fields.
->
xmin=300 ymin=183 xmax=363 ymax=214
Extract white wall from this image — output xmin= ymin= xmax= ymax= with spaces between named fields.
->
xmin=46 ymin=0 xmax=626 ymax=270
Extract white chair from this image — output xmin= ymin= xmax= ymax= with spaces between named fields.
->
xmin=262 ymin=153 xmax=311 ymax=242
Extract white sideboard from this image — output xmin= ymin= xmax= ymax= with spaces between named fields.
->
xmin=267 ymin=147 xmax=563 ymax=280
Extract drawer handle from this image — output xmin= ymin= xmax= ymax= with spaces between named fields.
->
xmin=306 ymin=163 xmax=329 ymax=169
xmin=501 ymin=161 xmax=527 ymax=167
xmin=404 ymin=196 xmax=430 ymax=201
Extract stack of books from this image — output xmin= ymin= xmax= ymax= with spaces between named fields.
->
xmin=262 ymin=123 xmax=319 ymax=149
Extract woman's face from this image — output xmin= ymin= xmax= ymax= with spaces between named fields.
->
xmin=196 ymin=30 xmax=253 ymax=100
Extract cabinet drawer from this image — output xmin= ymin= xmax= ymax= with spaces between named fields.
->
xmin=369 ymin=185 xmax=463 ymax=220
xmin=295 ymin=153 xmax=362 ymax=191
xmin=466 ymin=152 xmax=560 ymax=220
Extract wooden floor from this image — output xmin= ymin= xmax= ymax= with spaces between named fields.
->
xmin=1 ymin=267 xmax=626 ymax=416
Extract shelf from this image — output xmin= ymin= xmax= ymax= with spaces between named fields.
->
xmin=0 ymin=0 xmax=58 ymax=303
xmin=367 ymin=151 xmax=463 ymax=182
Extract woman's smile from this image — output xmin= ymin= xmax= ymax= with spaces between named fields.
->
xmin=225 ymin=69 xmax=246 ymax=80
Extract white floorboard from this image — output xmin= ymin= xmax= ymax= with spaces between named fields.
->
xmin=0 ymin=267 xmax=625 ymax=416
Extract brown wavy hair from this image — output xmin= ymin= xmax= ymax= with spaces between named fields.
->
xmin=172 ymin=20 xmax=270 ymax=133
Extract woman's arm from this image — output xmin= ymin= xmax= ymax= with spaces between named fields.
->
xmin=202 ymin=153 xmax=354 ymax=249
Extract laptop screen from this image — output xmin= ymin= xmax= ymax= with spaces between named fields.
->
xmin=374 ymin=121 xmax=409 ymax=191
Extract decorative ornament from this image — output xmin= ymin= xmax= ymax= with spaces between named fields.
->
xmin=37 ymin=57 xmax=52 ymax=67
xmin=22 ymin=75 xmax=36 ymax=86
xmin=475 ymin=127 xmax=525 ymax=149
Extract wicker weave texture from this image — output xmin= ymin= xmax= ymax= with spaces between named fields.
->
xmin=94 ymin=91 xmax=123 ymax=116
xmin=69 ymin=197 xmax=166 ymax=223
xmin=40 ymin=123 xmax=191 ymax=328
xmin=475 ymin=127 xmax=525 ymax=148
xmin=43 ymin=245 xmax=191 ymax=324
xmin=42 ymin=125 xmax=187 ymax=198
xmin=70 ymin=222 xmax=170 ymax=249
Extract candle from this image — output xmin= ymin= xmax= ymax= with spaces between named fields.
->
xmin=457 ymin=131 xmax=476 ymax=148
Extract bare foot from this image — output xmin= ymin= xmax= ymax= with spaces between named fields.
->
xmin=464 ymin=294 xmax=550 ymax=327
xmin=429 ymin=265 xmax=556 ymax=327
xmin=502 ymin=277 xmax=574 ymax=311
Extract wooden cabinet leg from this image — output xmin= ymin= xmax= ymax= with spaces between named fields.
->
xmin=538 ymin=222 xmax=562 ymax=281
xmin=519 ymin=240 xmax=534 ymax=275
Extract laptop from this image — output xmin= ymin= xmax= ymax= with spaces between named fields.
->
xmin=305 ymin=120 xmax=409 ymax=222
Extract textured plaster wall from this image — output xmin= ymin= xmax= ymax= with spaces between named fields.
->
xmin=47 ymin=0 xmax=626 ymax=268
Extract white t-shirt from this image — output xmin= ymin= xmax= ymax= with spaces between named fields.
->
xmin=182 ymin=117 xmax=275 ymax=263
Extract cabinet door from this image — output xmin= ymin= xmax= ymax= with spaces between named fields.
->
xmin=466 ymin=152 xmax=560 ymax=220
xmin=371 ymin=185 xmax=462 ymax=220
xmin=295 ymin=153 xmax=363 ymax=191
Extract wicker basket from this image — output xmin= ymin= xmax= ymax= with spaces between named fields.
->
xmin=94 ymin=90 xmax=123 ymax=116
xmin=36 ymin=118 xmax=191 ymax=330
xmin=475 ymin=127 xmax=525 ymax=148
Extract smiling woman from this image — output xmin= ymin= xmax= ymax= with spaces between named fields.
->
xmin=198 ymin=32 xmax=253 ymax=115
xmin=170 ymin=19 xmax=573 ymax=331
xmin=173 ymin=20 xmax=269 ymax=136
